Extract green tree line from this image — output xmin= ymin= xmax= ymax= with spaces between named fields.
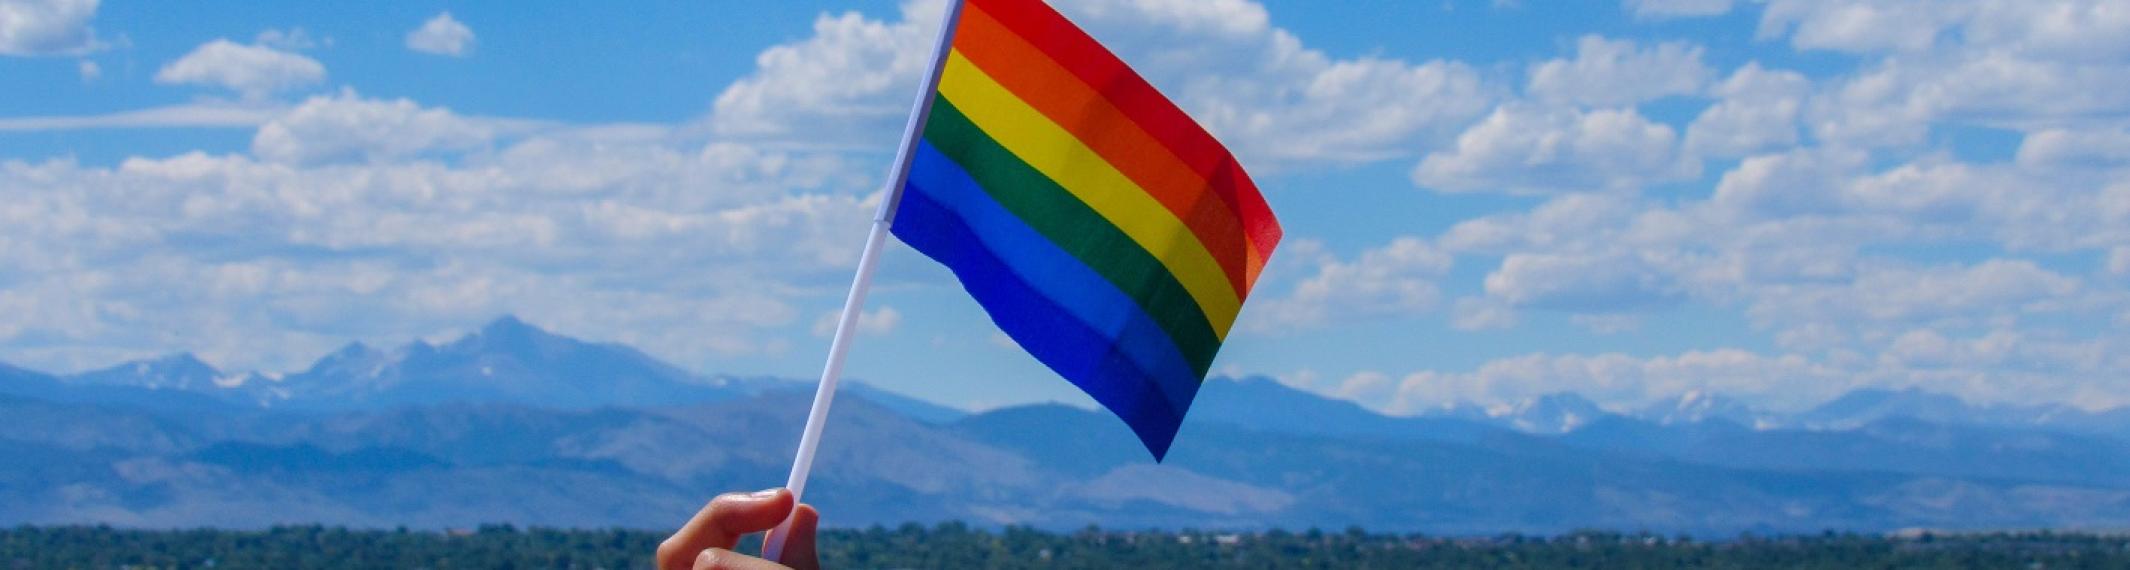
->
xmin=6 ymin=523 xmax=2130 ymax=569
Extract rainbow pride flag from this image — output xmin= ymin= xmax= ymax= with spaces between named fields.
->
xmin=890 ymin=0 xmax=1282 ymax=460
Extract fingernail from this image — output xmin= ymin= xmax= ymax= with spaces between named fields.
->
xmin=746 ymin=488 xmax=783 ymax=499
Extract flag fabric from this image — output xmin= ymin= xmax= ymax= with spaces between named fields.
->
xmin=890 ymin=0 xmax=1282 ymax=460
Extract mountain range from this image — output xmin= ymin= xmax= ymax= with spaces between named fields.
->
xmin=4 ymin=316 xmax=2129 ymax=534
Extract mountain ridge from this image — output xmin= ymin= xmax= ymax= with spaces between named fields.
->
xmin=9 ymin=316 xmax=2130 ymax=441
xmin=5 ymin=318 xmax=2130 ymax=533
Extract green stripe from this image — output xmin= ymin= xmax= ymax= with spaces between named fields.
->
xmin=923 ymin=95 xmax=1222 ymax=376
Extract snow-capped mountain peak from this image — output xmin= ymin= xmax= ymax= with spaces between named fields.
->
xmin=1638 ymin=390 xmax=1772 ymax=428
xmin=1493 ymin=393 xmax=1608 ymax=434
xmin=70 ymin=352 xmax=224 ymax=391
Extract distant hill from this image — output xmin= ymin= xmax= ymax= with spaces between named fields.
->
xmin=2 ymin=318 xmax=2129 ymax=534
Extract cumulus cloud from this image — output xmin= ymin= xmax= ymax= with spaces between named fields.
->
xmin=706 ymin=0 xmax=952 ymax=148
xmin=1762 ymin=0 xmax=2130 ymax=59
xmin=1440 ymin=193 xmax=1642 ymax=253
xmin=155 ymin=38 xmax=326 ymax=99
xmin=707 ymin=0 xmax=1497 ymax=167
xmin=0 ymin=98 xmax=878 ymax=371
xmin=1413 ymin=105 xmax=1697 ymax=194
xmin=1811 ymin=53 xmax=2130 ymax=148
xmin=1244 ymin=237 xmax=1453 ymax=331
xmin=1338 ymin=326 xmax=2130 ymax=415
xmin=250 ymin=90 xmax=532 ymax=164
xmin=2017 ymin=128 xmax=2130 ymax=168
xmin=1485 ymin=251 xmax=1682 ymax=312
xmin=1359 ymin=0 xmax=2130 ymax=414
xmin=1450 ymin=297 xmax=1518 ymax=331
xmin=405 ymin=12 xmax=474 ymax=57
xmin=1748 ymin=259 xmax=2083 ymax=331
xmin=1759 ymin=1 xmax=1959 ymax=53
xmin=254 ymin=28 xmax=320 ymax=51
xmin=0 ymin=0 xmax=99 ymax=56
xmin=1376 ymin=349 xmax=1844 ymax=414
xmin=1759 ymin=0 xmax=2130 ymax=148
xmin=1685 ymin=63 xmax=1812 ymax=157
xmin=1527 ymin=36 xmax=1712 ymax=106
xmin=1705 ymin=148 xmax=1867 ymax=219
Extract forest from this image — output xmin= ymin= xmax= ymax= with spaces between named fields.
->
xmin=7 ymin=524 xmax=2130 ymax=569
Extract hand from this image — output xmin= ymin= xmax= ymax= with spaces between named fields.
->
xmin=657 ymin=488 xmax=821 ymax=570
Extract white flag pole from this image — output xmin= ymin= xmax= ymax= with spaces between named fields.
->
xmin=761 ymin=0 xmax=965 ymax=562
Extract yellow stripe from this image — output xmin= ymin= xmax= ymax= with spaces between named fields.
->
xmin=937 ymin=50 xmax=1242 ymax=337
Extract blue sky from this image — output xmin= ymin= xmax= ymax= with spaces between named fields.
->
xmin=3 ymin=0 xmax=2128 ymax=414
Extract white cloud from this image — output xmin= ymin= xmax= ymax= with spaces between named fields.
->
xmin=1359 ymin=327 xmax=2130 ymax=415
xmin=1759 ymin=1 xmax=1961 ymax=54
xmin=1438 ymin=154 xmax=2113 ymax=335
xmin=1963 ymin=0 xmax=2130 ymax=62
xmin=250 ymin=90 xmax=531 ymax=165
xmin=1413 ymin=105 xmax=1697 ymax=194
xmin=1368 ymin=332 xmax=2130 ymax=414
xmin=1880 ymin=328 xmax=2018 ymax=370
xmin=1685 ymin=63 xmax=1812 ymax=157
xmin=155 ymin=38 xmax=326 ymax=100
xmin=706 ymin=0 xmax=947 ymax=148
xmin=1624 ymin=0 xmax=1732 ymax=19
xmin=405 ymin=12 xmax=474 ymax=57
xmin=1810 ymin=52 xmax=2130 ymax=148
xmin=1763 ymin=0 xmax=2130 ymax=59
xmin=1485 ymin=251 xmax=1682 ymax=312
xmin=1694 ymin=144 xmax=2130 ymax=253
xmin=1757 ymin=1 xmax=2130 ymax=149
xmin=1244 ymin=237 xmax=1452 ymax=331
xmin=1329 ymin=370 xmax=1392 ymax=402
xmin=707 ymin=0 xmax=1497 ymax=167
xmin=1450 ymin=297 xmax=1517 ymax=331
xmin=2017 ymin=128 xmax=2130 ymax=168
xmin=1440 ymin=193 xmax=1641 ymax=253
xmin=998 ymin=0 xmax=1498 ymax=166
xmin=0 ymin=0 xmax=98 ymax=56
xmin=1382 ymin=349 xmax=1844 ymax=414
xmin=1324 ymin=0 xmax=2130 ymax=414
xmin=254 ymin=28 xmax=321 ymax=51
xmin=1746 ymin=259 xmax=2083 ymax=330
xmin=1528 ymin=36 xmax=1711 ymax=106
xmin=74 ymin=57 xmax=94 ymax=80
xmin=1706 ymin=147 xmax=1866 ymax=219
xmin=0 ymin=93 xmax=881 ymax=372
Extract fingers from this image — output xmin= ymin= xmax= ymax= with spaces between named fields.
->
xmin=693 ymin=548 xmax=795 ymax=570
xmin=657 ymin=489 xmax=797 ymax=570
xmin=777 ymin=504 xmax=821 ymax=570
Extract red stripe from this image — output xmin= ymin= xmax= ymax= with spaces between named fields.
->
xmin=951 ymin=4 xmax=1252 ymax=296
xmin=966 ymin=0 xmax=1283 ymax=276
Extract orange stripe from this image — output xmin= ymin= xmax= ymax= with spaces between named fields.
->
xmin=953 ymin=2 xmax=1254 ymax=298
xmin=966 ymin=0 xmax=1281 ymax=278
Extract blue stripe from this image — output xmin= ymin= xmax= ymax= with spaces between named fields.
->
xmin=901 ymin=140 xmax=1204 ymax=419
xmin=894 ymin=143 xmax=1199 ymax=459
